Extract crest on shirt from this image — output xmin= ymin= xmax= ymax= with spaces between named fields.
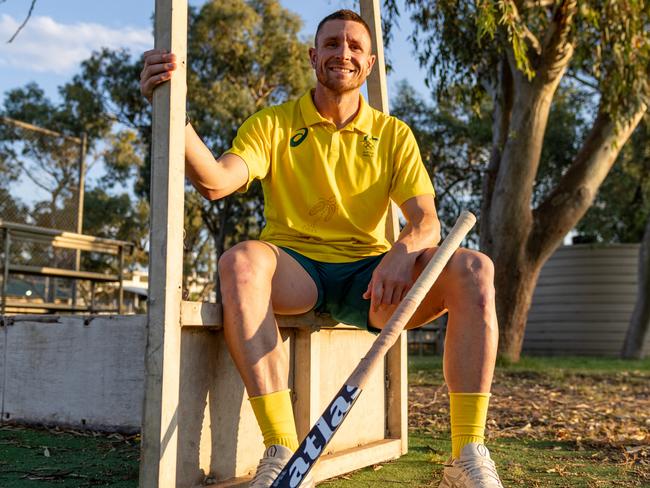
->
xmin=290 ymin=127 xmax=309 ymax=147
xmin=361 ymin=135 xmax=379 ymax=157
xmin=308 ymin=196 xmax=337 ymax=223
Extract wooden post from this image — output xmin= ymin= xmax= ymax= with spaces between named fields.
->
xmin=359 ymin=0 xmax=409 ymax=455
xmin=73 ymin=133 xmax=87 ymax=309
xmin=1 ymin=228 xmax=10 ymax=316
xmin=139 ymin=0 xmax=187 ymax=486
xmin=117 ymin=245 xmax=124 ymax=314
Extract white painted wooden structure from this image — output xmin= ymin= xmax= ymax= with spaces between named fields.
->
xmin=140 ymin=1 xmax=408 ymax=487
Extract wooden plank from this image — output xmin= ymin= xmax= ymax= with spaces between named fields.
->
xmin=9 ymin=233 xmax=124 ymax=255
xmin=359 ymin=0 xmax=388 ymax=112
xmin=385 ymin=331 xmax=408 ymax=454
xmin=316 ymin=329 xmax=386 ymax=451
xmin=3 ymin=301 xmax=114 ymax=312
xmin=205 ymin=439 xmax=403 ymax=487
xmin=139 ymin=0 xmax=187 ymax=486
xmin=180 ymin=300 xmax=344 ymax=329
xmin=359 ymin=0 xmax=407 ymax=458
xmin=359 ymin=0 xmax=400 ymax=243
xmin=9 ymin=264 xmax=118 ymax=282
xmin=293 ymin=328 xmax=320 ymax=440
xmin=1 ymin=220 xmax=133 ymax=248
xmin=313 ymin=439 xmax=402 ymax=481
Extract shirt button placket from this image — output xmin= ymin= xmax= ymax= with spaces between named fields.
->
xmin=328 ymin=130 xmax=340 ymax=166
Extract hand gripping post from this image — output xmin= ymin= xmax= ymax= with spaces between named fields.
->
xmin=271 ymin=211 xmax=477 ymax=488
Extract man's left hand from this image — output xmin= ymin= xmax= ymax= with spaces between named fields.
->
xmin=363 ymin=244 xmax=420 ymax=312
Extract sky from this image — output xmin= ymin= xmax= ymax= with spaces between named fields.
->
xmin=0 ymin=0 xmax=430 ymax=104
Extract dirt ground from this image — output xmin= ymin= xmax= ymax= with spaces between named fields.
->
xmin=409 ymin=365 xmax=650 ymax=485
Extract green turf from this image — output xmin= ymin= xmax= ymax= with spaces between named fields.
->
xmin=0 ymin=355 xmax=647 ymax=487
xmin=321 ymin=434 xmax=648 ymax=487
xmin=409 ymin=354 xmax=650 ymax=374
xmin=0 ymin=426 xmax=139 ymax=487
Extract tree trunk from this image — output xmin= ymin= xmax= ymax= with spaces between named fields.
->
xmin=621 ymin=216 xmax=650 ymax=359
xmin=480 ymin=5 xmax=647 ymax=359
xmin=493 ymin=253 xmax=541 ymax=361
xmin=483 ymin=77 xmax=559 ymax=360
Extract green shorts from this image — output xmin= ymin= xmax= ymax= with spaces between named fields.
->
xmin=280 ymin=247 xmax=385 ymax=333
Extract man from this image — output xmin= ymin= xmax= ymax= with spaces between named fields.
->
xmin=140 ymin=9 xmax=503 ymax=488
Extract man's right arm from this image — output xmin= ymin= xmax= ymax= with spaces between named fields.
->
xmin=184 ymin=124 xmax=248 ymax=200
xmin=140 ymin=48 xmax=248 ymax=201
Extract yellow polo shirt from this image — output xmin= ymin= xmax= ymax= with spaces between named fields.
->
xmin=225 ymin=90 xmax=435 ymax=262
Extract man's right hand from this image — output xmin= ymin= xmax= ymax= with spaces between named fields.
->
xmin=140 ymin=49 xmax=177 ymax=103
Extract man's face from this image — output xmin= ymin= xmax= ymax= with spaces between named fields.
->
xmin=309 ymin=19 xmax=376 ymax=94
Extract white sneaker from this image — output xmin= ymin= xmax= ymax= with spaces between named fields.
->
xmin=249 ymin=445 xmax=315 ymax=488
xmin=439 ymin=443 xmax=504 ymax=488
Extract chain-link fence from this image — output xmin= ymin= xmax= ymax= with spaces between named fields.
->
xmin=0 ymin=116 xmax=86 ymax=233
xmin=0 ymin=116 xmax=101 ymax=314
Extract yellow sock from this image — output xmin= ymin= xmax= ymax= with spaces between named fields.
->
xmin=249 ymin=389 xmax=299 ymax=451
xmin=449 ymin=392 xmax=491 ymax=459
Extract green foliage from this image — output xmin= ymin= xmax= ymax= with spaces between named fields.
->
xmin=392 ymin=79 xmax=597 ymax=239
xmin=185 ymin=0 xmax=313 ymax=254
xmin=82 ymin=187 xmax=149 ymax=270
xmin=99 ymin=130 xmax=145 ymax=190
xmin=0 ymin=82 xmax=107 ymax=231
xmin=576 ymin=117 xmax=650 ymax=243
xmin=385 ymin=1 xmax=650 ymax=119
xmin=391 ymin=80 xmax=490 ymax=243
xmin=44 ymin=0 xmax=315 ymax=287
xmin=69 ymin=48 xmax=152 ymax=198
xmin=532 ymin=82 xmax=593 ymax=206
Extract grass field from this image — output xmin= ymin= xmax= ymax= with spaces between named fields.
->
xmin=1 ymin=355 xmax=648 ymax=487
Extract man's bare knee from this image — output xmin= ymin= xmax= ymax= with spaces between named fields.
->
xmin=218 ymin=241 xmax=276 ymax=294
xmin=446 ymin=250 xmax=495 ymax=308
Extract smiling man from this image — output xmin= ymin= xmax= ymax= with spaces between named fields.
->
xmin=140 ymin=9 xmax=503 ymax=488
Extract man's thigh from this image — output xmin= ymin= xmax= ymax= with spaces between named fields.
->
xmin=268 ymin=243 xmax=319 ymax=314
xmin=368 ymin=247 xmax=447 ymax=330
xmin=222 ymin=240 xmax=319 ymax=315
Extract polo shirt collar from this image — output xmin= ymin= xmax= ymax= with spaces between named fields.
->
xmin=299 ymin=90 xmax=373 ymax=135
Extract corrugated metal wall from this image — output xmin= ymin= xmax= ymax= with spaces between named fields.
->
xmin=523 ymin=244 xmax=649 ymax=356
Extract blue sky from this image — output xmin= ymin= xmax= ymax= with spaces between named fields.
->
xmin=0 ymin=0 xmax=429 ymax=104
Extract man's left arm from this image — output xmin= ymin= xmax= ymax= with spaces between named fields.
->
xmin=363 ymin=195 xmax=441 ymax=311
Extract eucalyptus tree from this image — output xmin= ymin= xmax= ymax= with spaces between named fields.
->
xmin=186 ymin=0 xmax=313 ymax=257
xmin=72 ymin=0 xmax=313 ymax=266
xmin=385 ymin=0 xmax=649 ymax=360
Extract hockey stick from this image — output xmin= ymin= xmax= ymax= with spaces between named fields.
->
xmin=271 ymin=210 xmax=477 ymax=488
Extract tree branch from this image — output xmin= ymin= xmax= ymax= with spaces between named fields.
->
xmin=480 ymin=56 xmax=514 ymax=252
xmin=565 ymin=71 xmax=599 ymax=92
xmin=522 ymin=0 xmax=556 ymax=9
xmin=538 ymin=0 xmax=577 ymax=81
xmin=531 ymin=103 xmax=648 ymax=263
xmin=7 ymin=0 xmax=37 ymax=43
